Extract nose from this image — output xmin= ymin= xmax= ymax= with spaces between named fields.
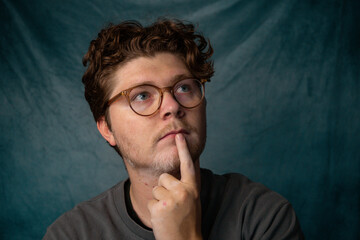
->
xmin=159 ymin=91 xmax=185 ymax=119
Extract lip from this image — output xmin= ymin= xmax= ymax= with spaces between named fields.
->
xmin=159 ymin=129 xmax=189 ymax=141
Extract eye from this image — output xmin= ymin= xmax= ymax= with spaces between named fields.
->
xmin=131 ymin=91 xmax=151 ymax=102
xmin=176 ymin=83 xmax=191 ymax=93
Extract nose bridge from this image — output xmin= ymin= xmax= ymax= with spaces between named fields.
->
xmin=160 ymin=86 xmax=173 ymax=95
xmin=158 ymin=85 xmax=181 ymax=117
xmin=160 ymin=85 xmax=177 ymax=104
xmin=159 ymin=86 xmax=176 ymax=103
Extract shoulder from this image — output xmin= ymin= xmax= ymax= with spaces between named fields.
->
xmin=202 ymin=169 xmax=288 ymax=205
xmin=225 ymin=171 xmax=288 ymax=205
xmin=43 ymin=180 xmax=126 ymax=240
xmin=66 ymin=180 xmax=124 ymax=220
xmin=202 ymin=168 xmax=285 ymax=205
xmin=201 ymin=169 xmax=304 ymax=239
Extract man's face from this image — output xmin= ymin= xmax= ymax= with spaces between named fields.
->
xmin=103 ymin=53 xmax=207 ymax=176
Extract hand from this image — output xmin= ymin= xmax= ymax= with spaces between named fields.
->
xmin=147 ymin=133 xmax=202 ymax=240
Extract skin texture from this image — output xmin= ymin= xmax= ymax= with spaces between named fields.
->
xmin=97 ymin=53 xmax=205 ymax=239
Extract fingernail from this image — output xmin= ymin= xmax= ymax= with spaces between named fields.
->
xmin=176 ymin=133 xmax=184 ymax=141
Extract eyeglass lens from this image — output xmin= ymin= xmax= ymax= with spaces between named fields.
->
xmin=128 ymin=79 xmax=204 ymax=115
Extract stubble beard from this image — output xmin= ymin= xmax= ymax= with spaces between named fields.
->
xmin=113 ymin=127 xmax=206 ymax=177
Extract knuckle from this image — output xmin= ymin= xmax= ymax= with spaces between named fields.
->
xmin=192 ymin=188 xmax=200 ymax=200
xmin=152 ymin=186 xmax=158 ymax=194
xmin=158 ymin=173 xmax=170 ymax=184
xmin=152 ymin=185 xmax=161 ymax=195
xmin=177 ymin=188 xmax=189 ymax=202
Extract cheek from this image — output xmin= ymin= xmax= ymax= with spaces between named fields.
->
xmin=187 ymin=105 xmax=207 ymax=143
xmin=196 ymin=104 xmax=207 ymax=131
xmin=110 ymin=110 xmax=134 ymax=139
xmin=112 ymin=114 xmax=152 ymax=145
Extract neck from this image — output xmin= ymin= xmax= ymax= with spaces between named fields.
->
xmin=125 ymin=160 xmax=201 ymax=229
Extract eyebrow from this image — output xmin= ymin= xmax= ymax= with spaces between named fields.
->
xmin=135 ymin=73 xmax=194 ymax=87
xmin=171 ymin=73 xmax=194 ymax=83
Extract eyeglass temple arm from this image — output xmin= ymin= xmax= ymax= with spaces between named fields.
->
xmin=108 ymin=91 xmax=127 ymax=106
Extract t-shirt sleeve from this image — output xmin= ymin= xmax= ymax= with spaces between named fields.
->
xmin=259 ymin=201 xmax=304 ymax=240
xmin=240 ymin=189 xmax=304 ymax=240
xmin=221 ymin=173 xmax=305 ymax=240
xmin=43 ymin=213 xmax=78 ymax=240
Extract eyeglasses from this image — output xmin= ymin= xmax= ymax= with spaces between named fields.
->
xmin=107 ymin=78 xmax=208 ymax=116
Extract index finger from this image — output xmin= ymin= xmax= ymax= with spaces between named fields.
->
xmin=175 ymin=133 xmax=196 ymax=185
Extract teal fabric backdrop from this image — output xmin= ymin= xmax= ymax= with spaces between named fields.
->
xmin=1 ymin=0 xmax=359 ymax=239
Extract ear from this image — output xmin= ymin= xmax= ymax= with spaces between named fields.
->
xmin=97 ymin=116 xmax=116 ymax=146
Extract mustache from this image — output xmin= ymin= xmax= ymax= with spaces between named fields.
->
xmin=153 ymin=121 xmax=197 ymax=143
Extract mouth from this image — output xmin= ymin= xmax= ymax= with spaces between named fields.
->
xmin=158 ymin=129 xmax=189 ymax=141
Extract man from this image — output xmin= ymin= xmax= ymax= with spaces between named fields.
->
xmin=44 ymin=18 xmax=304 ymax=239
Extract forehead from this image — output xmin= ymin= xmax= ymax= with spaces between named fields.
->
xmin=112 ymin=53 xmax=191 ymax=92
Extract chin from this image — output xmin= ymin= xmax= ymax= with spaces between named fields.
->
xmin=150 ymin=148 xmax=181 ymax=176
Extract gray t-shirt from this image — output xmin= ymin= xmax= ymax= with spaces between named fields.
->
xmin=43 ymin=169 xmax=304 ymax=239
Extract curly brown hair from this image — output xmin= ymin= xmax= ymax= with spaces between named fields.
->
xmin=82 ymin=18 xmax=214 ymax=124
